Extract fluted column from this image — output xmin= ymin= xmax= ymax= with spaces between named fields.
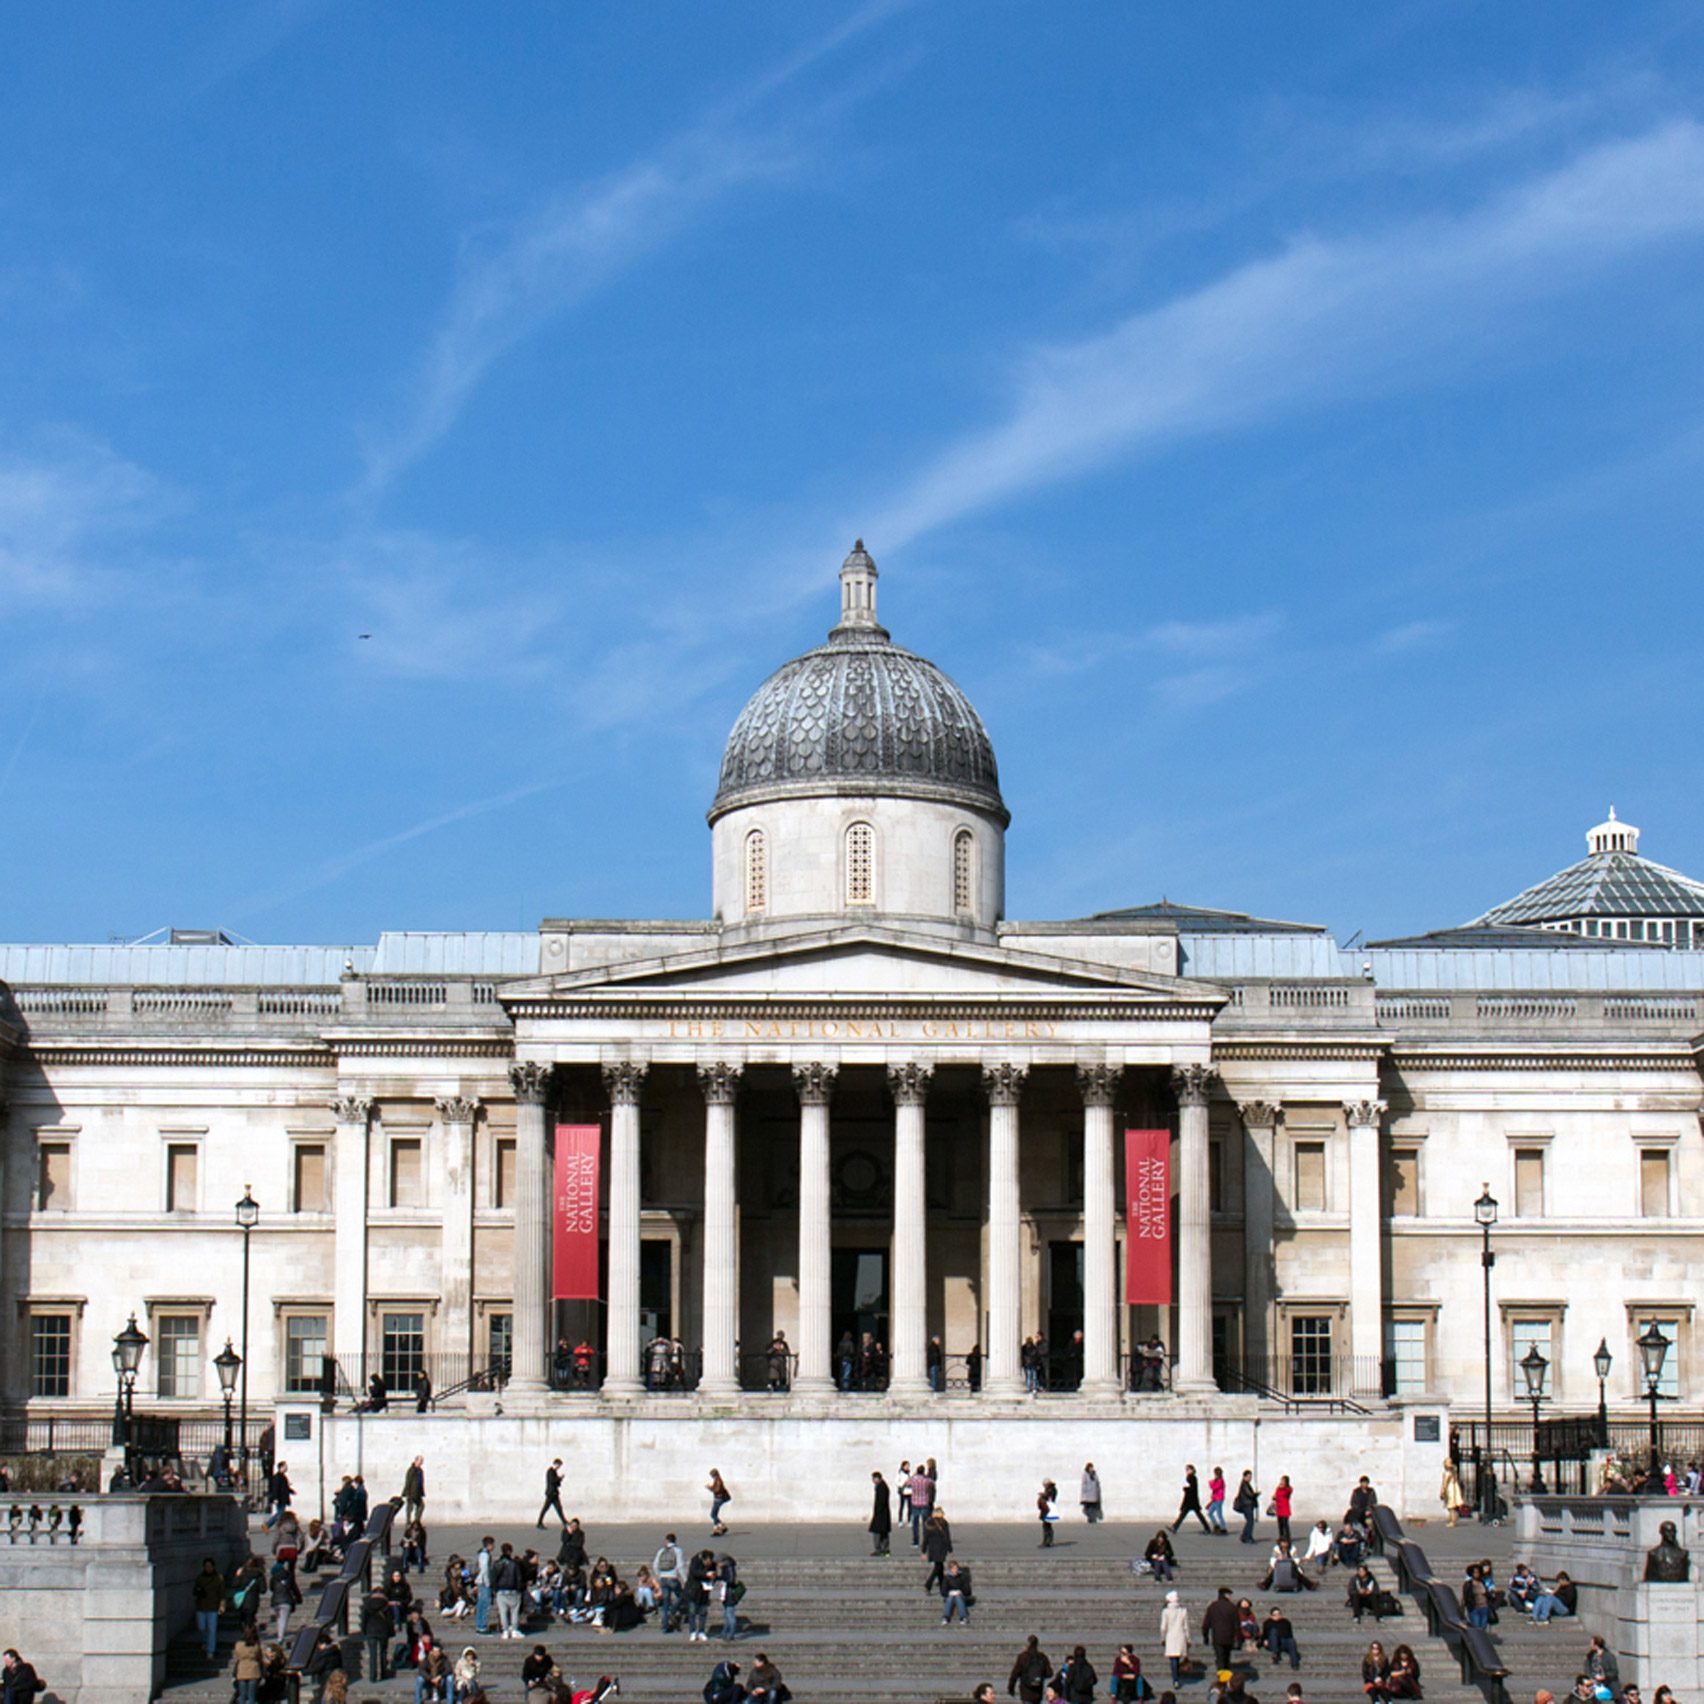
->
xmin=1172 ymin=1064 xmax=1218 ymax=1393
xmin=1239 ymin=1100 xmax=1282 ymax=1376
xmin=793 ymin=1063 xmax=837 ymax=1393
xmin=888 ymin=1061 xmax=934 ymax=1397
xmin=698 ymin=1062 xmax=743 ymax=1397
xmin=603 ymin=1063 xmax=648 ymax=1395
xmin=1345 ymin=1099 xmax=1387 ymax=1394
xmin=983 ymin=1062 xmax=1028 ymax=1397
xmin=508 ymin=1061 xmax=553 ymax=1394
xmin=435 ymin=1095 xmax=480 ymax=1376
xmin=330 ymin=1095 xmax=373 ymax=1371
xmin=1077 ymin=1063 xmax=1121 ymax=1396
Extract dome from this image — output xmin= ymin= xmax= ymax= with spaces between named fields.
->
xmin=709 ymin=541 xmax=1008 ymax=826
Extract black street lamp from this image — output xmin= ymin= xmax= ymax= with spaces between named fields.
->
xmin=1520 ymin=1342 xmax=1549 ymax=1493
xmin=111 ymin=1314 xmax=148 ymax=1486
xmin=235 ymin=1186 xmax=259 ymax=1483
xmin=214 ymin=1338 xmax=242 ymax=1474
xmin=1637 ymin=1320 xmax=1672 ymax=1489
xmin=1593 ymin=1338 xmax=1613 ymax=1450
xmin=1474 ymin=1184 xmax=1499 ymax=1522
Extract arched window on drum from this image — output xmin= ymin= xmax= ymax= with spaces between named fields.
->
xmin=744 ymin=828 xmax=767 ymax=915
xmin=952 ymin=828 xmax=975 ymax=916
xmin=845 ymin=821 xmax=875 ymax=907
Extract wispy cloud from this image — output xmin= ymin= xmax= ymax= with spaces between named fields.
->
xmin=1376 ymin=617 xmax=1454 ymax=653
xmin=870 ymin=123 xmax=1704 ymax=548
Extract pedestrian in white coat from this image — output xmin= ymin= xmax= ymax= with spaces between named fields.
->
xmin=1161 ymin=1588 xmax=1192 ymax=1688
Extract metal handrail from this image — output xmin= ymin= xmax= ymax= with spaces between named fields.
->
xmin=283 ymin=1497 xmax=399 ymax=1700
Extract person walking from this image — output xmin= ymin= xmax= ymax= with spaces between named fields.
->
xmin=1273 ymin=1476 xmax=1294 ymax=1546
xmin=1174 ymin=1465 xmax=1211 ymax=1534
xmin=192 ymin=1556 xmax=225 ymax=1659
xmin=265 ymin=1461 xmax=294 ymax=1527
xmin=1008 ymin=1634 xmax=1053 ymax=1704
xmin=491 ymin=1542 xmax=525 ymax=1639
xmin=654 ymin=1531 xmax=686 ymax=1632
xmin=1060 ymin=1646 xmax=1098 ymax=1704
xmin=922 ymin=1510 xmax=954 ymax=1594
xmin=360 ymin=1588 xmax=393 ymax=1681
xmin=870 ymin=1471 xmax=893 ymax=1556
xmin=538 ymin=1459 xmax=567 ymax=1529
xmin=402 ymin=1456 xmax=426 ymax=1526
xmin=1206 ymin=1467 xmax=1228 ymax=1534
xmin=908 ymin=1462 xmax=936 ymax=1546
xmin=1161 ymin=1589 xmax=1192 ymax=1688
xmin=1203 ymin=1586 xmax=1241 ymax=1675
xmin=230 ymin=1626 xmax=264 ymax=1704
xmin=1081 ymin=1463 xmax=1103 ymax=1524
xmin=1440 ymin=1460 xmax=1466 ymax=1528
xmin=1235 ymin=1471 xmax=1261 ymax=1544
xmin=1038 ymin=1479 xmax=1060 ymax=1546
xmin=269 ymin=1556 xmax=302 ymax=1643
xmin=707 ymin=1468 xmax=732 ymax=1536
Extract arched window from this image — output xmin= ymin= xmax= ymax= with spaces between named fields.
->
xmin=952 ymin=828 xmax=975 ymax=915
xmin=845 ymin=821 xmax=875 ymax=906
xmin=744 ymin=829 xmax=767 ymax=914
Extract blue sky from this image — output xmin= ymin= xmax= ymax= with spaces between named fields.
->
xmin=4 ymin=1 xmax=1704 ymax=946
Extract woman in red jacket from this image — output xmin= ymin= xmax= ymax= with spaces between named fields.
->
xmin=1273 ymin=1475 xmax=1294 ymax=1545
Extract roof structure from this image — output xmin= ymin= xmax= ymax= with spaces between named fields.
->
xmin=1366 ymin=923 xmax=1667 ymax=951
xmin=1091 ymin=900 xmax=1325 ymax=935
xmin=1473 ymin=849 xmax=1704 ymax=925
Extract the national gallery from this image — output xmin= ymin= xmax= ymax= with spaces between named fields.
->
xmin=2 ymin=543 xmax=1700 ymax=1516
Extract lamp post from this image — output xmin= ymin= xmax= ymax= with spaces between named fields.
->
xmin=1637 ymin=1320 xmax=1672 ymax=1490
xmin=235 ymin=1186 xmax=259 ymax=1483
xmin=1520 ymin=1342 xmax=1549 ymax=1493
xmin=214 ymin=1339 xmax=242 ymax=1479
xmin=1593 ymin=1338 xmax=1613 ymax=1451
xmin=110 ymin=1314 xmax=148 ymax=1487
xmin=1474 ymin=1184 xmax=1499 ymax=1522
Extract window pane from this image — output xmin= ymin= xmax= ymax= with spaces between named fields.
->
xmin=488 ymin=1313 xmax=513 ymax=1373
xmin=1510 ymin=1318 xmax=1552 ymax=1395
xmin=381 ymin=1312 xmax=425 ymax=1388
xmin=1290 ymin=1315 xmax=1334 ymax=1395
xmin=1386 ymin=1319 xmax=1427 ymax=1394
xmin=1637 ymin=1318 xmax=1680 ymax=1400
xmin=37 ymin=1143 xmax=71 ymax=1210
xmin=1388 ymin=1151 xmax=1420 ymax=1216
xmin=1208 ymin=1139 xmax=1224 ymax=1213
xmin=156 ymin=1314 xmax=201 ymax=1398
xmin=294 ymin=1145 xmax=327 ymax=1213
xmin=1294 ymin=1143 xmax=1326 ymax=1212
xmin=1514 ymin=1150 xmax=1544 ymax=1217
xmin=284 ymin=1315 xmax=328 ymax=1394
xmin=391 ymin=1139 xmax=423 ymax=1208
xmin=495 ymin=1138 xmax=517 ymax=1210
xmin=166 ymin=1145 xmax=198 ymax=1211
xmin=29 ymin=1315 xmax=71 ymax=1397
xmin=1641 ymin=1152 xmax=1670 ymax=1217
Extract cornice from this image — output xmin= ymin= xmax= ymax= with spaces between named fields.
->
xmin=1388 ymin=1048 xmax=1693 ymax=1073
xmin=508 ymin=996 xmax=1220 ymax=1024
xmin=25 ymin=1042 xmax=334 ymax=1069
xmin=332 ymin=1036 xmax=514 ymax=1059
xmin=1213 ymin=1041 xmax=1387 ymax=1063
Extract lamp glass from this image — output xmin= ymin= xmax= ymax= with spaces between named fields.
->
xmin=1593 ymin=1338 xmax=1613 ymax=1383
xmin=235 ymin=1187 xmax=260 ymax=1230
xmin=1520 ymin=1342 xmax=1549 ymax=1399
xmin=112 ymin=1313 xmax=148 ymax=1377
xmin=1474 ymin=1187 xmax=1498 ymax=1227
xmin=1638 ymin=1320 xmax=1671 ymax=1386
xmin=214 ymin=1338 xmax=242 ymax=1394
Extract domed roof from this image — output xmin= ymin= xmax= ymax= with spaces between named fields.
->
xmin=709 ymin=542 xmax=1008 ymax=826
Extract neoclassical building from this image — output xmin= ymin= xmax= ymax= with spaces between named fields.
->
xmin=3 ymin=543 xmax=1702 ymax=1463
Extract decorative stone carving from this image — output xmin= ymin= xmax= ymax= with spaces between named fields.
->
xmin=1171 ymin=1064 xmax=1217 ymax=1108
xmin=698 ymin=1061 xmax=743 ymax=1105
xmin=982 ymin=1062 xmax=1028 ymax=1106
xmin=329 ymin=1095 xmax=372 ymax=1124
xmin=1343 ymin=1099 xmax=1387 ymax=1128
xmin=1076 ymin=1063 xmax=1120 ymax=1108
xmin=887 ymin=1061 xmax=933 ymax=1106
xmin=1239 ymin=1100 xmax=1284 ymax=1129
xmin=1646 ymin=1520 xmax=1691 ymax=1581
xmin=602 ymin=1062 xmax=648 ymax=1106
xmin=433 ymin=1096 xmax=480 ymax=1124
xmin=792 ymin=1062 xmax=838 ymax=1106
xmin=508 ymin=1061 xmax=552 ymax=1106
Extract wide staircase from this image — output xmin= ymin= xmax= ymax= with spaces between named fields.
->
xmin=163 ymin=1545 xmax=1504 ymax=1703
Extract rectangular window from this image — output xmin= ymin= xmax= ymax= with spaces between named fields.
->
xmin=1294 ymin=1142 xmax=1326 ymax=1212
xmin=284 ymin=1314 xmax=329 ymax=1395
xmin=165 ymin=1144 xmax=199 ymax=1212
xmin=1388 ymin=1150 xmax=1421 ymax=1216
xmin=1641 ymin=1151 xmax=1671 ymax=1217
xmin=380 ymin=1311 xmax=426 ymax=1389
xmin=293 ymin=1145 xmax=328 ymax=1213
xmin=1514 ymin=1148 xmax=1545 ymax=1217
xmin=155 ymin=1314 xmax=201 ymax=1398
xmin=494 ymin=1138 xmax=517 ymax=1210
xmin=488 ymin=1312 xmax=513 ymax=1375
xmin=1208 ymin=1138 xmax=1224 ymax=1213
xmin=1510 ymin=1318 xmax=1553 ymax=1395
xmin=390 ymin=1139 xmax=424 ymax=1208
xmin=1289 ymin=1315 xmax=1335 ymax=1396
xmin=1386 ymin=1318 xmax=1427 ymax=1394
xmin=29 ymin=1314 xmax=72 ymax=1397
xmin=1635 ymin=1317 xmax=1681 ymax=1400
xmin=36 ymin=1142 xmax=71 ymax=1210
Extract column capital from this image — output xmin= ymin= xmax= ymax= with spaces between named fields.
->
xmin=508 ymin=1061 xmax=553 ymax=1107
xmin=1076 ymin=1063 xmax=1121 ymax=1109
xmin=602 ymin=1061 xmax=648 ymax=1107
xmin=1170 ymin=1063 xmax=1218 ymax=1109
xmin=1239 ymin=1099 xmax=1284 ymax=1130
xmin=792 ymin=1062 xmax=838 ymax=1106
xmin=888 ymin=1061 xmax=933 ymax=1107
xmin=434 ymin=1095 xmax=480 ymax=1124
xmin=982 ymin=1061 xmax=1028 ymax=1107
xmin=698 ymin=1061 xmax=744 ymax=1106
xmin=329 ymin=1094 xmax=373 ymax=1125
xmin=1343 ymin=1099 xmax=1387 ymax=1129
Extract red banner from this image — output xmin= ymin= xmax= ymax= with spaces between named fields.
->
xmin=553 ymin=1123 xmax=601 ymax=1300
xmin=1125 ymin=1128 xmax=1172 ymax=1305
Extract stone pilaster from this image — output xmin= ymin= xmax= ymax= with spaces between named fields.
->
xmin=792 ymin=1063 xmax=837 ymax=1393
xmin=982 ymin=1062 xmax=1028 ymax=1397
xmin=698 ymin=1062 xmax=743 ymax=1397
xmin=1238 ymin=1099 xmax=1283 ymax=1375
xmin=507 ymin=1061 xmax=553 ymax=1394
xmin=434 ymin=1095 xmax=480 ymax=1378
xmin=602 ymin=1062 xmax=648 ymax=1395
xmin=887 ymin=1061 xmax=934 ymax=1396
xmin=329 ymin=1095 xmax=373 ymax=1372
xmin=1077 ymin=1063 xmax=1121 ymax=1396
xmin=1172 ymin=1064 xmax=1218 ymax=1393
xmin=1344 ymin=1099 xmax=1388 ymax=1392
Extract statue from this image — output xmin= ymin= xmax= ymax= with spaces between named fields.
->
xmin=1645 ymin=1519 xmax=1691 ymax=1582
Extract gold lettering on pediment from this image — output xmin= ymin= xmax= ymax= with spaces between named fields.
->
xmin=666 ymin=1017 xmax=1057 ymax=1043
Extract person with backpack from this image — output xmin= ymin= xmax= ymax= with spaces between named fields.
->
xmin=1008 ymin=1634 xmax=1053 ymax=1703
xmin=654 ymin=1531 xmax=686 ymax=1632
xmin=492 ymin=1542 xmax=525 ymax=1639
xmin=268 ymin=1556 xmax=302 ymax=1643
xmin=1059 ymin=1646 xmax=1098 ymax=1703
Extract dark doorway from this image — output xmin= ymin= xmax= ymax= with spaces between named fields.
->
xmin=1047 ymin=1241 xmax=1084 ymax=1388
xmin=832 ymin=1248 xmax=889 ymax=1386
xmin=640 ymin=1239 xmax=673 ymax=1343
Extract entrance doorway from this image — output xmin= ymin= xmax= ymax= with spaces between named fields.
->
xmin=1047 ymin=1240 xmax=1084 ymax=1389
xmin=640 ymin=1239 xmax=673 ymax=1343
xmin=831 ymin=1247 xmax=889 ymax=1388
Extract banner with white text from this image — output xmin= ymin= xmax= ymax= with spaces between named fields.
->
xmin=1124 ymin=1127 xmax=1172 ymax=1305
xmin=552 ymin=1123 xmax=601 ymax=1300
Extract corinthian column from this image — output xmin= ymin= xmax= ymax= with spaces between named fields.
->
xmin=602 ymin=1063 xmax=648 ymax=1395
xmin=983 ymin=1062 xmax=1028 ymax=1397
xmin=888 ymin=1061 xmax=934 ymax=1397
xmin=508 ymin=1061 xmax=554 ymax=1394
xmin=1345 ymin=1099 xmax=1387 ymax=1395
xmin=1077 ymin=1063 xmax=1121 ymax=1396
xmin=698 ymin=1062 xmax=743 ymax=1397
xmin=330 ymin=1095 xmax=373 ymax=1372
xmin=1239 ymin=1100 xmax=1282 ymax=1377
xmin=1172 ymin=1064 xmax=1218 ymax=1394
xmin=793 ymin=1063 xmax=837 ymax=1394
xmin=435 ymin=1095 xmax=480 ymax=1379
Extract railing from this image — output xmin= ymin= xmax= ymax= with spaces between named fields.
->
xmin=365 ymin=981 xmax=447 ymax=1008
xmin=12 ymin=988 xmax=108 ymax=1015
xmin=1216 ymin=1354 xmax=1385 ymax=1406
xmin=132 ymin=989 xmax=236 ymax=1016
xmin=1476 ymin=995 xmax=1577 ymax=1019
xmin=1375 ymin=995 xmax=1451 ymax=1021
xmin=256 ymin=989 xmax=342 ymax=1016
xmin=1603 ymin=995 xmax=1699 ymax=1020
xmin=324 ymin=1354 xmax=507 ymax=1410
xmin=1270 ymin=985 xmax=1352 ymax=1009
xmin=285 ymin=1497 xmax=401 ymax=1700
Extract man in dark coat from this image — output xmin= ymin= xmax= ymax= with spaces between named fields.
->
xmin=868 ymin=1472 xmax=892 ymax=1556
xmin=1172 ymin=1465 xmax=1210 ymax=1534
xmin=266 ymin=1462 xmax=294 ymax=1527
xmin=402 ymin=1457 xmax=426 ymax=1525
xmin=1202 ymin=1586 xmax=1242 ymax=1674
xmin=1008 ymin=1633 xmax=1053 ymax=1704
xmin=921 ymin=1510 xmax=954 ymax=1594
xmin=538 ymin=1459 xmax=567 ymax=1529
